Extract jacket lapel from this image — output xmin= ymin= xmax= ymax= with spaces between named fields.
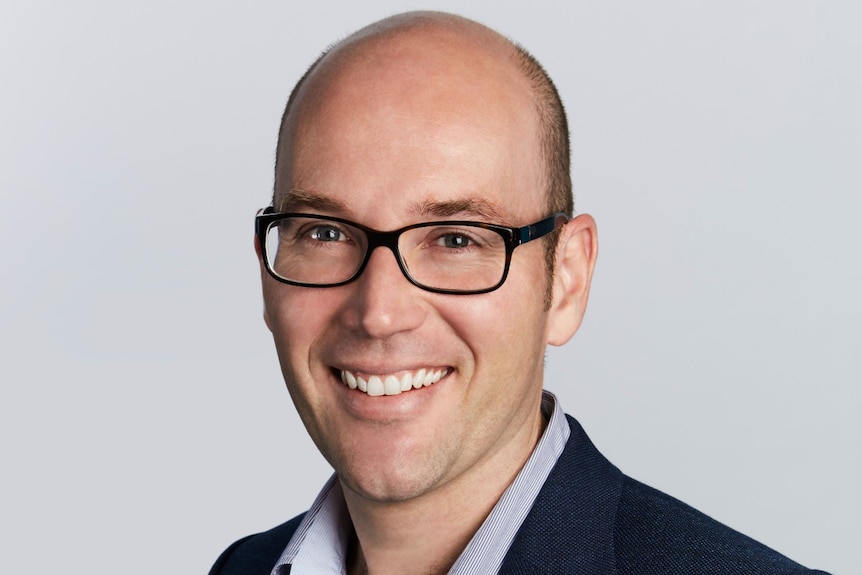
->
xmin=498 ymin=416 xmax=623 ymax=575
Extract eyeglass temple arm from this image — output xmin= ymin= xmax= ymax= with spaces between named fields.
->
xmin=516 ymin=213 xmax=569 ymax=245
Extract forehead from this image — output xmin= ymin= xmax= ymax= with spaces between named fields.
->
xmin=277 ymin=24 xmax=545 ymax=225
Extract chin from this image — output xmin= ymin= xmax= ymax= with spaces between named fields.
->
xmin=331 ymin=438 xmax=453 ymax=504
xmin=342 ymin=467 xmax=445 ymax=504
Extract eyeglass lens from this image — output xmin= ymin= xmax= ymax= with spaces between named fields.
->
xmin=264 ymin=216 xmax=509 ymax=292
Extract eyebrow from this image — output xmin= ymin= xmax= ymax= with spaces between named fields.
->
xmin=276 ymin=190 xmax=348 ymax=214
xmin=276 ymin=190 xmax=513 ymax=225
xmin=411 ymin=198 xmax=513 ymax=224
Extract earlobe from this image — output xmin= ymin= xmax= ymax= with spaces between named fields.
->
xmin=547 ymin=214 xmax=598 ymax=346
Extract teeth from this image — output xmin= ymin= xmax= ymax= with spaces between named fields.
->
xmin=384 ymin=376 xmax=401 ymax=395
xmin=343 ymin=371 xmax=357 ymax=389
xmin=400 ymin=372 xmax=412 ymax=391
xmin=367 ymin=376 xmax=384 ymax=396
xmin=339 ymin=368 xmax=449 ymax=396
xmin=413 ymin=368 xmax=426 ymax=389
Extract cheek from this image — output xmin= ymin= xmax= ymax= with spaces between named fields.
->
xmin=263 ymin=286 xmax=343 ymax=435
xmin=263 ymin=284 xmax=335 ymax=370
xmin=444 ymin=280 xmax=548 ymax=375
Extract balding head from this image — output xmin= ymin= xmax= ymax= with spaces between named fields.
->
xmin=273 ymin=12 xmax=573 ymax=298
xmin=256 ymin=13 xmax=599 ymax=515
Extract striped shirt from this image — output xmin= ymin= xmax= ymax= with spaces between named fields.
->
xmin=272 ymin=390 xmax=570 ymax=575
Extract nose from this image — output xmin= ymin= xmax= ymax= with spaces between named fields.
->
xmin=338 ymin=245 xmax=428 ymax=338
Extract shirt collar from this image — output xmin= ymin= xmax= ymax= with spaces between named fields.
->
xmin=273 ymin=477 xmax=351 ymax=574
xmin=272 ymin=390 xmax=569 ymax=575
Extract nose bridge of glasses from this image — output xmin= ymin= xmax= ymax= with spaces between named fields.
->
xmin=361 ymin=227 xmax=411 ymax=278
xmin=364 ymin=228 xmax=404 ymax=259
xmin=365 ymin=229 xmax=401 ymax=256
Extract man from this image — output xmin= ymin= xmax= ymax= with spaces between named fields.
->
xmin=211 ymin=11 xmax=829 ymax=575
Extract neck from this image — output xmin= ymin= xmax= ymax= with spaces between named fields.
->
xmin=342 ymin=407 xmax=548 ymax=575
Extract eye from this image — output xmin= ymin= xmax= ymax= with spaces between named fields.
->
xmin=308 ymin=224 xmax=348 ymax=242
xmin=439 ymin=233 xmax=474 ymax=249
xmin=424 ymin=226 xmax=489 ymax=252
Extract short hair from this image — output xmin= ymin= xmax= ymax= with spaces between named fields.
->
xmin=510 ymin=44 xmax=573 ymax=307
xmin=273 ymin=23 xmax=573 ymax=308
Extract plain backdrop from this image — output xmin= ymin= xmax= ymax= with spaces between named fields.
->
xmin=1 ymin=1 xmax=859 ymax=573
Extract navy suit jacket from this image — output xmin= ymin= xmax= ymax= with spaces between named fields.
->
xmin=210 ymin=416 xmax=829 ymax=574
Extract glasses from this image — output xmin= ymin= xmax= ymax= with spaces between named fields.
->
xmin=255 ymin=208 xmax=568 ymax=295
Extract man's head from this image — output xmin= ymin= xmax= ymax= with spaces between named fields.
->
xmin=275 ymin=12 xmax=574 ymax=302
xmin=258 ymin=11 xmax=597 ymax=506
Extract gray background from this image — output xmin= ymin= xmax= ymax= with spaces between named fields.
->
xmin=1 ymin=1 xmax=858 ymax=573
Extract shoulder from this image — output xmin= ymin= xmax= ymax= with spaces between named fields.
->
xmin=614 ymin=476 xmax=829 ymax=574
xmin=208 ymin=514 xmax=305 ymax=575
xmin=507 ymin=414 xmax=830 ymax=574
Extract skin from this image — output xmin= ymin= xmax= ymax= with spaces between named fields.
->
xmin=258 ymin=12 xmax=598 ymax=575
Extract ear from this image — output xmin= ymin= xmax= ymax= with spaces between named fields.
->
xmin=255 ymin=234 xmax=273 ymax=332
xmin=547 ymin=214 xmax=598 ymax=346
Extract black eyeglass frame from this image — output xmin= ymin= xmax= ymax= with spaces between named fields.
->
xmin=255 ymin=207 xmax=569 ymax=295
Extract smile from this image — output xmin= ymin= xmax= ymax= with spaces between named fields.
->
xmin=339 ymin=368 xmax=450 ymax=396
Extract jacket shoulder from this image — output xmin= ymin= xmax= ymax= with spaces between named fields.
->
xmin=614 ymin=476 xmax=829 ymax=574
xmin=209 ymin=514 xmax=305 ymax=575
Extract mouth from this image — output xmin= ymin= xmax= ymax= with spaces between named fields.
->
xmin=335 ymin=367 xmax=451 ymax=396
